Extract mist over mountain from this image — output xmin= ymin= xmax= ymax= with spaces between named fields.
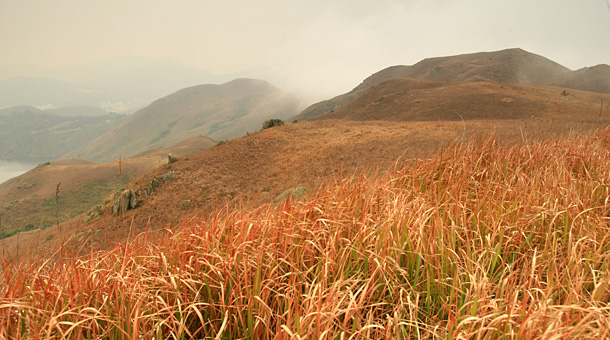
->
xmin=0 ymin=57 xmax=230 ymax=112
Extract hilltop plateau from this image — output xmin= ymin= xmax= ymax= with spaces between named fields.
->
xmin=312 ymin=78 xmax=610 ymax=122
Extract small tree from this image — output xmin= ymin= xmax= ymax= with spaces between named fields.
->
xmin=55 ymin=183 xmax=61 ymax=232
xmin=262 ymin=119 xmax=285 ymax=129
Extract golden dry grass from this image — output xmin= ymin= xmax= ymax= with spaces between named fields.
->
xmin=1 ymin=127 xmax=609 ymax=339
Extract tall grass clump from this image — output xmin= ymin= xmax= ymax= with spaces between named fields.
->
xmin=2 ymin=129 xmax=610 ymax=339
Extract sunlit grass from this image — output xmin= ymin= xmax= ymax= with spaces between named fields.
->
xmin=2 ymin=129 xmax=610 ymax=339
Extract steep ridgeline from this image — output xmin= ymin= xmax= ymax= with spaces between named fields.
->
xmin=294 ymin=48 xmax=610 ymax=120
xmin=64 ymin=79 xmax=305 ymax=163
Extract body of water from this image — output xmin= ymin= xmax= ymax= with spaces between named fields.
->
xmin=0 ymin=159 xmax=50 ymax=185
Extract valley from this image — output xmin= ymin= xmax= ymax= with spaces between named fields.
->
xmin=0 ymin=105 xmax=126 ymax=160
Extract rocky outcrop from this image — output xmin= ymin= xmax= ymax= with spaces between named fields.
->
xmin=146 ymin=178 xmax=160 ymax=195
xmin=168 ymin=153 xmax=178 ymax=164
xmin=111 ymin=189 xmax=139 ymax=216
xmin=146 ymin=170 xmax=175 ymax=196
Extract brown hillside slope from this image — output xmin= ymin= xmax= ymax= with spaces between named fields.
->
xmin=7 ymin=116 xmax=610 ymax=260
xmin=313 ymin=78 xmax=610 ymax=122
xmin=0 ymin=136 xmax=216 ymax=237
xmin=64 ymin=79 xmax=304 ymax=162
xmin=132 ymin=135 xmax=217 ymax=158
xmin=295 ymin=48 xmax=609 ymax=120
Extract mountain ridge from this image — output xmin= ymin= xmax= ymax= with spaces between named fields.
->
xmin=294 ymin=48 xmax=610 ymax=121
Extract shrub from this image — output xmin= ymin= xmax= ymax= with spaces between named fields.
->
xmin=262 ymin=119 xmax=285 ymax=129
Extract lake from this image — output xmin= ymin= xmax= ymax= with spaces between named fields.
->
xmin=0 ymin=159 xmax=50 ymax=184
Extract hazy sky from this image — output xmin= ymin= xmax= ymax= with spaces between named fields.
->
xmin=1 ymin=0 xmax=609 ymax=97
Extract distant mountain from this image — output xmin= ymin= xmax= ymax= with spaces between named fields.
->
xmin=64 ymin=79 xmax=305 ymax=162
xmin=0 ymin=106 xmax=126 ymax=159
xmin=295 ymin=48 xmax=610 ymax=120
xmin=0 ymin=58 xmax=227 ymax=112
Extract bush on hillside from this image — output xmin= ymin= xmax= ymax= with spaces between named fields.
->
xmin=262 ymin=119 xmax=284 ymax=129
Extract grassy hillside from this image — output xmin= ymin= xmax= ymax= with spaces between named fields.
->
xmin=2 ymin=128 xmax=609 ymax=338
xmin=0 ymin=135 xmax=216 ymax=238
xmin=556 ymin=64 xmax=610 ymax=94
xmin=295 ymin=48 xmax=610 ymax=121
xmin=65 ymin=79 xmax=305 ymax=162
xmin=0 ymin=158 xmax=154 ymax=239
xmin=313 ymin=78 xmax=610 ymax=122
xmin=7 ymin=116 xmax=608 ymax=261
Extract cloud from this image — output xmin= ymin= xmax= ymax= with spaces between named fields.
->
xmin=1 ymin=0 xmax=609 ymax=99
xmin=256 ymin=0 xmax=610 ymax=98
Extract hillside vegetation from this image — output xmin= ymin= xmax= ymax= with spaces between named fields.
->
xmin=2 ymin=128 xmax=610 ymax=338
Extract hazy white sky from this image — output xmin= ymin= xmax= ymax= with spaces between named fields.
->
xmin=1 ymin=0 xmax=609 ymax=97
